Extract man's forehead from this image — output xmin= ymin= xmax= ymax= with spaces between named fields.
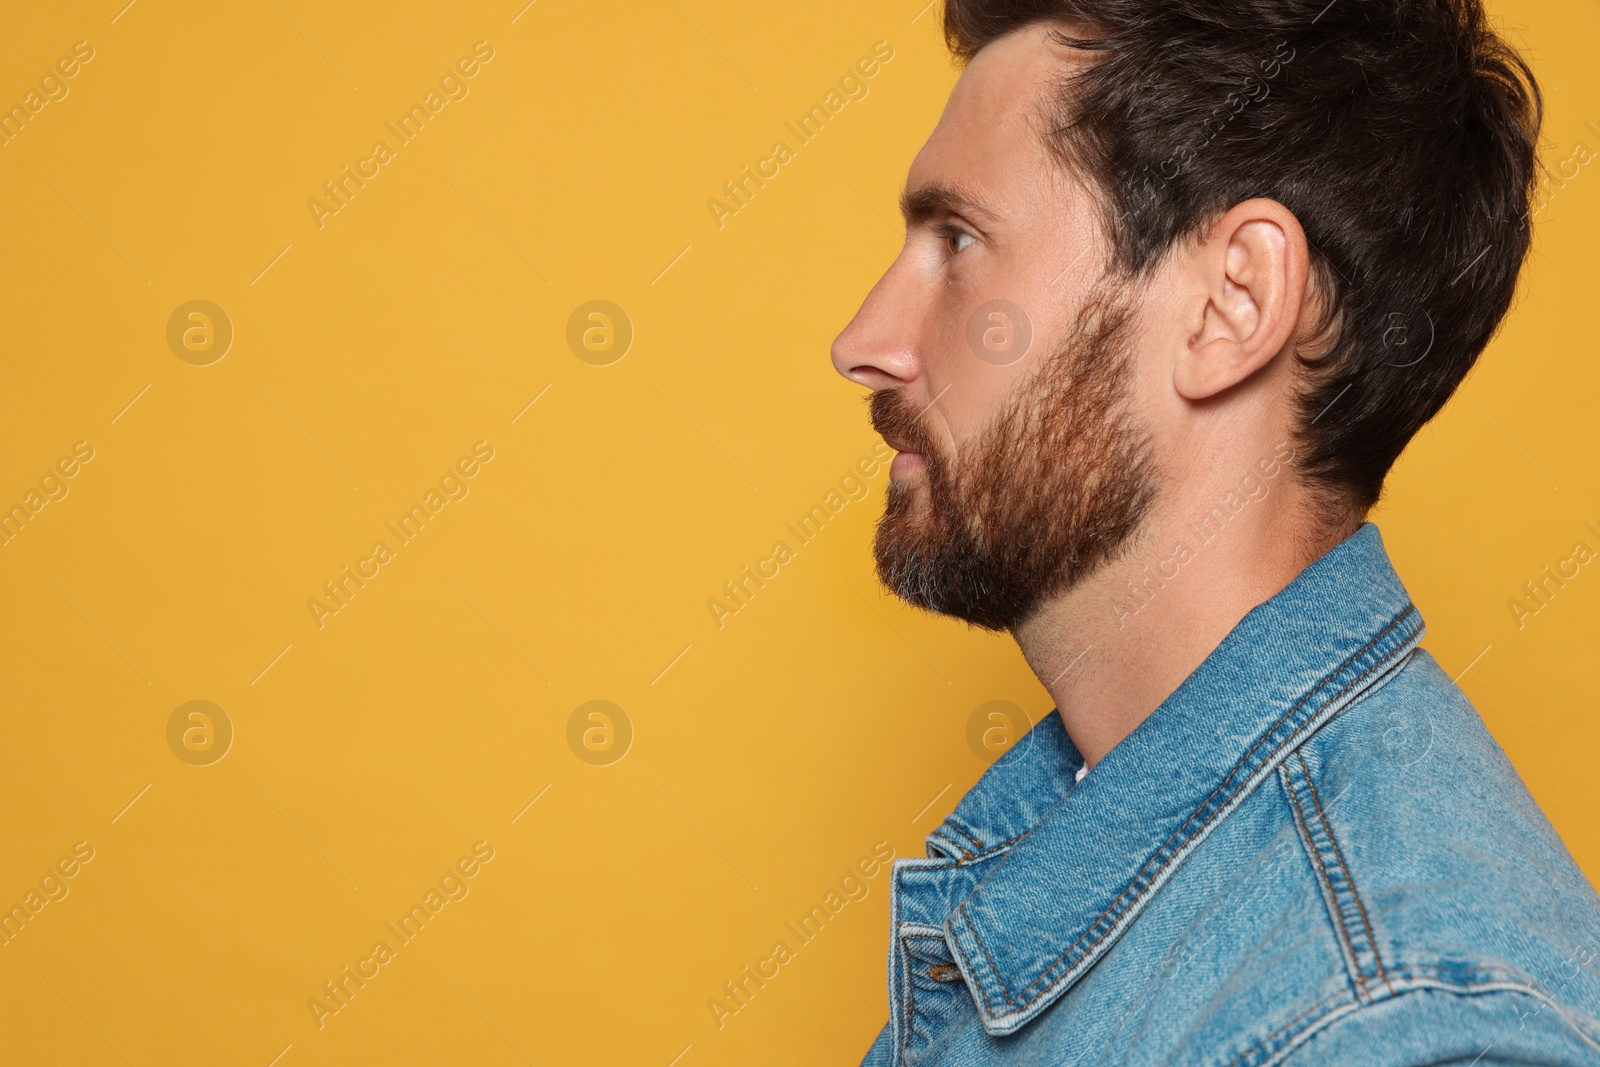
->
xmin=905 ymin=24 xmax=1083 ymax=207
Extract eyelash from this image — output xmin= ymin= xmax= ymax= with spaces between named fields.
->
xmin=936 ymin=222 xmax=976 ymax=256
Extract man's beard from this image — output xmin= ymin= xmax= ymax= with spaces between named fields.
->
xmin=870 ymin=276 xmax=1159 ymax=632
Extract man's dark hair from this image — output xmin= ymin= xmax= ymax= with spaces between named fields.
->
xmin=944 ymin=0 xmax=1543 ymax=512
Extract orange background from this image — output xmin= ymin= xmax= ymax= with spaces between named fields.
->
xmin=0 ymin=1 xmax=1595 ymax=1064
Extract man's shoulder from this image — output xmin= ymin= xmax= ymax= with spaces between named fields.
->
xmin=1132 ymin=645 xmax=1600 ymax=1065
xmin=1298 ymin=644 xmax=1597 ymax=927
xmin=1266 ymin=982 xmax=1600 ymax=1066
xmin=1273 ymin=645 xmax=1600 ymax=1054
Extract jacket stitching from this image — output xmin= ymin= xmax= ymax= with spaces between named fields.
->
xmin=945 ymin=908 xmax=1000 ymax=1019
xmin=1224 ymin=964 xmax=1600 ymax=1067
xmin=958 ymin=826 xmax=1030 ymax=862
xmin=900 ymin=934 xmax=913 ymax=1067
xmin=924 ymin=830 xmax=966 ymax=861
xmin=1009 ymin=610 xmax=1420 ymax=1003
xmin=1297 ymin=749 xmax=1394 ymax=998
xmin=945 ymin=822 xmax=986 ymax=852
xmin=960 ymin=908 xmax=1011 ymax=1004
xmin=984 ymin=606 xmax=1419 ymax=1011
xmin=963 ymin=903 xmax=1014 ymax=1009
xmin=1223 ymin=991 xmax=1352 ymax=1067
xmin=899 ymin=930 xmax=969 ymax=1062
xmin=1281 ymin=759 xmax=1371 ymax=1002
xmin=1224 ymin=982 xmax=1348 ymax=1067
xmin=922 ymin=828 xmax=1030 ymax=870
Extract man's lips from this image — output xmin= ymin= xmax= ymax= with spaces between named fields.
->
xmin=883 ymin=435 xmax=926 ymax=479
xmin=890 ymin=451 xmax=926 ymax=479
xmin=881 ymin=434 xmax=921 ymax=455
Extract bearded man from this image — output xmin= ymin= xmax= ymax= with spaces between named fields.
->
xmin=829 ymin=1 xmax=1600 ymax=1063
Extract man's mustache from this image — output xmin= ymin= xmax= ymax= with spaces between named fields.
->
xmin=868 ymin=388 xmax=935 ymax=457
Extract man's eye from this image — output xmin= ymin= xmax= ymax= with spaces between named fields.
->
xmin=946 ymin=228 xmax=976 ymax=255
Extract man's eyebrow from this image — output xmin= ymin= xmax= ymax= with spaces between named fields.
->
xmin=899 ymin=181 xmax=993 ymax=227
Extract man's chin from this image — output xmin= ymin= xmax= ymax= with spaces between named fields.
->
xmin=883 ymin=476 xmax=934 ymax=515
xmin=871 ymin=505 xmax=990 ymax=625
xmin=875 ymin=485 xmax=935 ymax=554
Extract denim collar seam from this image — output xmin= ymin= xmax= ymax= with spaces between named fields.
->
xmin=924 ymin=830 xmax=964 ymax=860
xmin=954 ymin=829 xmax=1027 ymax=863
xmin=910 ymin=851 xmax=1014 ymax=877
xmin=1011 ymin=607 xmax=1420 ymax=1004
xmin=897 ymin=936 xmax=914 ymax=1067
xmin=944 ymin=820 xmax=986 ymax=852
xmin=964 ymin=603 xmax=1422 ymax=1016
xmin=925 ymin=825 xmax=980 ymax=860
xmin=902 ymin=923 xmax=959 ymax=1066
xmin=929 ymin=827 xmax=1030 ymax=866
xmin=946 ymin=904 xmax=1005 ymax=1021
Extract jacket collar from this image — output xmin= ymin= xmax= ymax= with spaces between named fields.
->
xmin=933 ymin=522 xmax=1425 ymax=1035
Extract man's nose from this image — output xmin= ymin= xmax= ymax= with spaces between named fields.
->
xmin=830 ymin=264 xmax=921 ymax=392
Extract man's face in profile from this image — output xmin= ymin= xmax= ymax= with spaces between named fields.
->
xmin=831 ymin=26 xmax=1161 ymax=632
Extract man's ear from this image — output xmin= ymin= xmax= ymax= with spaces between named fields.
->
xmin=1173 ymin=198 xmax=1309 ymax=400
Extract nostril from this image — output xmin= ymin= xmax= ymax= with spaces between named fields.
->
xmin=929 ymin=964 xmax=964 ymax=983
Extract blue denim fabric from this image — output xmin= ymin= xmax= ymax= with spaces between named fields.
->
xmin=861 ymin=523 xmax=1600 ymax=1066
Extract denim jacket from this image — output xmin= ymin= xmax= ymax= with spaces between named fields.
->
xmin=861 ymin=523 xmax=1600 ymax=1066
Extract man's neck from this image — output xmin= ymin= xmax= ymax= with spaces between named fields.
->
xmin=1011 ymin=473 xmax=1355 ymax=768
